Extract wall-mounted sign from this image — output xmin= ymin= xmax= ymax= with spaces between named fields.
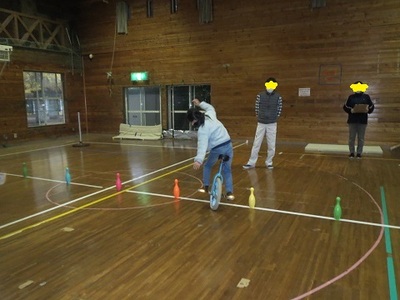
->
xmin=319 ymin=64 xmax=342 ymax=85
xmin=298 ymin=88 xmax=311 ymax=97
xmin=130 ymin=72 xmax=148 ymax=81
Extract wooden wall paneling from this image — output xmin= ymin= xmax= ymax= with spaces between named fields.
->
xmin=1 ymin=0 xmax=399 ymax=145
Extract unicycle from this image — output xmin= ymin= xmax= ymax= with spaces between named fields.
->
xmin=210 ymin=154 xmax=230 ymax=211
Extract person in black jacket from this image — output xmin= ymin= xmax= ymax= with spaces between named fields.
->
xmin=343 ymin=81 xmax=375 ymax=159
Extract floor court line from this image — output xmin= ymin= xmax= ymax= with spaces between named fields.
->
xmin=1 ymin=140 xmax=396 ymax=299
xmin=0 ymin=143 xmax=76 ymax=157
xmin=127 ymin=191 xmax=400 ymax=230
xmin=5 ymin=173 xmax=103 ymax=188
xmin=0 ymin=160 xmax=194 ymax=232
xmin=128 ymin=186 xmax=397 ymax=299
xmin=0 ymin=141 xmax=246 ymax=238
xmin=2 ymin=140 xmax=399 ymax=238
xmin=0 ymin=139 xmax=191 ymax=159
xmin=57 ymin=189 xmax=389 ymax=299
xmin=1 ymin=187 xmax=389 ymax=299
xmin=0 ymin=142 xmax=248 ymax=232
xmin=380 ymin=186 xmax=398 ymax=300
xmin=0 ymin=138 xmax=193 ymax=159
xmin=2 ymin=141 xmax=395 ymax=235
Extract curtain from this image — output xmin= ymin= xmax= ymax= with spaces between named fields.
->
xmin=198 ymin=0 xmax=213 ymax=24
xmin=116 ymin=1 xmax=129 ymax=34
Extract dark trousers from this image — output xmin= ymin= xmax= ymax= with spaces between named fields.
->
xmin=348 ymin=123 xmax=367 ymax=155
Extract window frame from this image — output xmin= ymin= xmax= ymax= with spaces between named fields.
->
xmin=23 ymin=71 xmax=66 ymax=128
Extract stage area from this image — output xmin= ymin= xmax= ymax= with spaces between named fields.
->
xmin=305 ymin=143 xmax=383 ymax=155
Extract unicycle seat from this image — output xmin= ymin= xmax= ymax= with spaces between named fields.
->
xmin=218 ymin=154 xmax=230 ymax=162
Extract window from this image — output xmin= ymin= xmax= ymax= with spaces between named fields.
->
xmin=167 ymin=84 xmax=211 ymax=131
xmin=23 ymin=71 xmax=65 ymax=127
xmin=124 ymin=86 xmax=161 ymax=126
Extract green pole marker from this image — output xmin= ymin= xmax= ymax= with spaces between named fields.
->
xmin=22 ymin=162 xmax=28 ymax=178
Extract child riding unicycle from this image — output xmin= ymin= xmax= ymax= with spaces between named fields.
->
xmin=186 ymin=98 xmax=235 ymax=209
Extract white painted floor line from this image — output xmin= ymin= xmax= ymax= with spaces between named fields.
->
xmin=127 ymin=190 xmax=400 ymax=230
xmin=127 ymin=190 xmax=210 ymax=205
xmin=248 ymin=204 xmax=400 ymax=230
xmin=0 ymin=155 xmax=201 ymax=230
xmin=0 ymin=143 xmax=76 ymax=157
xmin=5 ymin=173 xmax=103 ymax=188
xmin=1 ymin=164 xmax=197 ymax=230
xmin=0 ymin=186 xmax=116 ymax=230
xmin=119 ymin=141 xmax=247 ymax=186
xmin=0 ymin=141 xmax=248 ymax=230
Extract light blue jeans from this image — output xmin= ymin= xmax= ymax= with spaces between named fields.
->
xmin=203 ymin=142 xmax=234 ymax=193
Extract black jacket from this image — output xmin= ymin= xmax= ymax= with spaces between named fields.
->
xmin=343 ymin=92 xmax=374 ymax=124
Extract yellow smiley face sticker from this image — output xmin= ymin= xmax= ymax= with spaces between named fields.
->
xmin=265 ymin=81 xmax=278 ymax=90
xmin=350 ymin=82 xmax=368 ymax=93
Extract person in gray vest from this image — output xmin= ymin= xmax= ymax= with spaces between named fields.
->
xmin=243 ymin=77 xmax=283 ymax=170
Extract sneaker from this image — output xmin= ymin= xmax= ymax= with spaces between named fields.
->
xmin=349 ymin=153 xmax=355 ymax=158
xmin=356 ymin=154 xmax=362 ymax=159
xmin=198 ymin=186 xmax=209 ymax=193
xmin=243 ymin=164 xmax=255 ymax=170
xmin=226 ymin=192 xmax=235 ymax=201
xmin=267 ymin=164 xmax=274 ymax=169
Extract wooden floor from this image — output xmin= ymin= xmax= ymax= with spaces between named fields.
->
xmin=0 ymin=134 xmax=399 ymax=300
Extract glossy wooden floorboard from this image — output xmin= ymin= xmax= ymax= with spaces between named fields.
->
xmin=0 ymin=135 xmax=399 ymax=299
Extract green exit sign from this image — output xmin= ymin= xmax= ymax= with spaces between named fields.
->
xmin=130 ymin=72 xmax=148 ymax=81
